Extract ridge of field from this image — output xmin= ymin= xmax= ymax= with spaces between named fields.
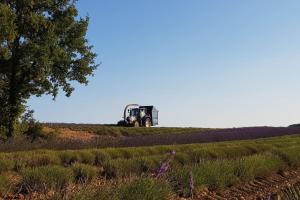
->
xmin=44 ymin=123 xmax=211 ymax=137
xmin=1 ymin=134 xmax=300 ymax=199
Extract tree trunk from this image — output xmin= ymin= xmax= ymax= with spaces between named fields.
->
xmin=7 ymin=68 xmax=17 ymax=138
xmin=7 ymin=53 xmax=19 ymax=138
xmin=7 ymin=116 xmax=14 ymax=138
xmin=7 ymin=34 xmax=20 ymax=138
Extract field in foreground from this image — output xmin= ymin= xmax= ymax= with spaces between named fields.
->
xmin=0 ymin=133 xmax=300 ymax=199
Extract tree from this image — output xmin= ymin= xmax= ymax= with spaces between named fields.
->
xmin=0 ymin=74 xmax=9 ymax=132
xmin=0 ymin=0 xmax=98 ymax=137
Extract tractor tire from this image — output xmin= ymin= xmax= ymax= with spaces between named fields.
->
xmin=145 ymin=118 xmax=152 ymax=128
xmin=134 ymin=121 xmax=140 ymax=127
xmin=117 ymin=120 xmax=126 ymax=126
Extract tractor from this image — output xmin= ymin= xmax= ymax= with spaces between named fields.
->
xmin=118 ymin=104 xmax=158 ymax=127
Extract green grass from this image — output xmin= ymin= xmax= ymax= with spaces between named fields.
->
xmin=71 ymin=177 xmax=173 ymax=200
xmin=103 ymin=156 xmax=163 ymax=178
xmin=117 ymin=177 xmax=172 ymax=200
xmin=0 ymin=174 xmax=10 ymax=195
xmin=167 ymin=153 xmax=286 ymax=197
xmin=20 ymin=165 xmax=73 ymax=192
xmin=71 ymin=163 xmax=97 ymax=183
xmin=1 ymin=134 xmax=300 ymax=199
xmin=0 ymin=156 xmax=14 ymax=173
xmin=71 ymin=184 xmax=117 ymax=200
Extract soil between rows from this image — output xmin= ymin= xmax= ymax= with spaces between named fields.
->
xmin=193 ymin=168 xmax=300 ymax=200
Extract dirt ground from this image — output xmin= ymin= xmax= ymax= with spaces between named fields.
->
xmin=194 ymin=169 xmax=300 ymax=200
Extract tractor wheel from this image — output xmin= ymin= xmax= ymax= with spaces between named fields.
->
xmin=117 ymin=120 xmax=126 ymax=126
xmin=134 ymin=121 xmax=140 ymax=127
xmin=145 ymin=118 xmax=152 ymax=127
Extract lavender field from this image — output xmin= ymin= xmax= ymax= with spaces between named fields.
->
xmin=1 ymin=132 xmax=300 ymax=200
xmin=119 ymin=126 xmax=300 ymax=147
xmin=2 ymin=125 xmax=300 ymax=152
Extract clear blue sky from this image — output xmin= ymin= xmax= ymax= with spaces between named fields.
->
xmin=28 ymin=0 xmax=300 ymax=128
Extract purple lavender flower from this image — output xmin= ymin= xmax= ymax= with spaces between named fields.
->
xmin=155 ymin=161 xmax=170 ymax=178
xmin=154 ymin=150 xmax=176 ymax=178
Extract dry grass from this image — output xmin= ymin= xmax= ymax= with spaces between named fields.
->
xmin=58 ymin=128 xmax=98 ymax=142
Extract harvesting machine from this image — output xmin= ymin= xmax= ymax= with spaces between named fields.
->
xmin=118 ymin=104 xmax=158 ymax=127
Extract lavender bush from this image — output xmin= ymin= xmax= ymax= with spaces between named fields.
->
xmin=155 ymin=150 xmax=176 ymax=178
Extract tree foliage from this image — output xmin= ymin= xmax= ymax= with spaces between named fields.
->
xmin=0 ymin=0 xmax=98 ymax=137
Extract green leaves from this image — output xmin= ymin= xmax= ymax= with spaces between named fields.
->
xmin=0 ymin=3 xmax=16 ymax=60
xmin=0 ymin=3 xmax=17 ymax=42
xmin=0 ymin=0 xmax=98 ymax=136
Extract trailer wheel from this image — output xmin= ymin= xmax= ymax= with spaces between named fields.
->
xmin=134 ymin=121 xmax=140 ymax=127
xmin=145 ymin=118 xmax=152 ymax=127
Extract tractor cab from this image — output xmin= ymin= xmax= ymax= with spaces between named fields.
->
xmin=118 ymin=104 xmax=159 ymax=127
xmin=129 ymin=108 xmax=140 ymax=117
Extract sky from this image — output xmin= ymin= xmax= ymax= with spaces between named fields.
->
xmin=28 ymin=0 xmax=300 ymax=128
